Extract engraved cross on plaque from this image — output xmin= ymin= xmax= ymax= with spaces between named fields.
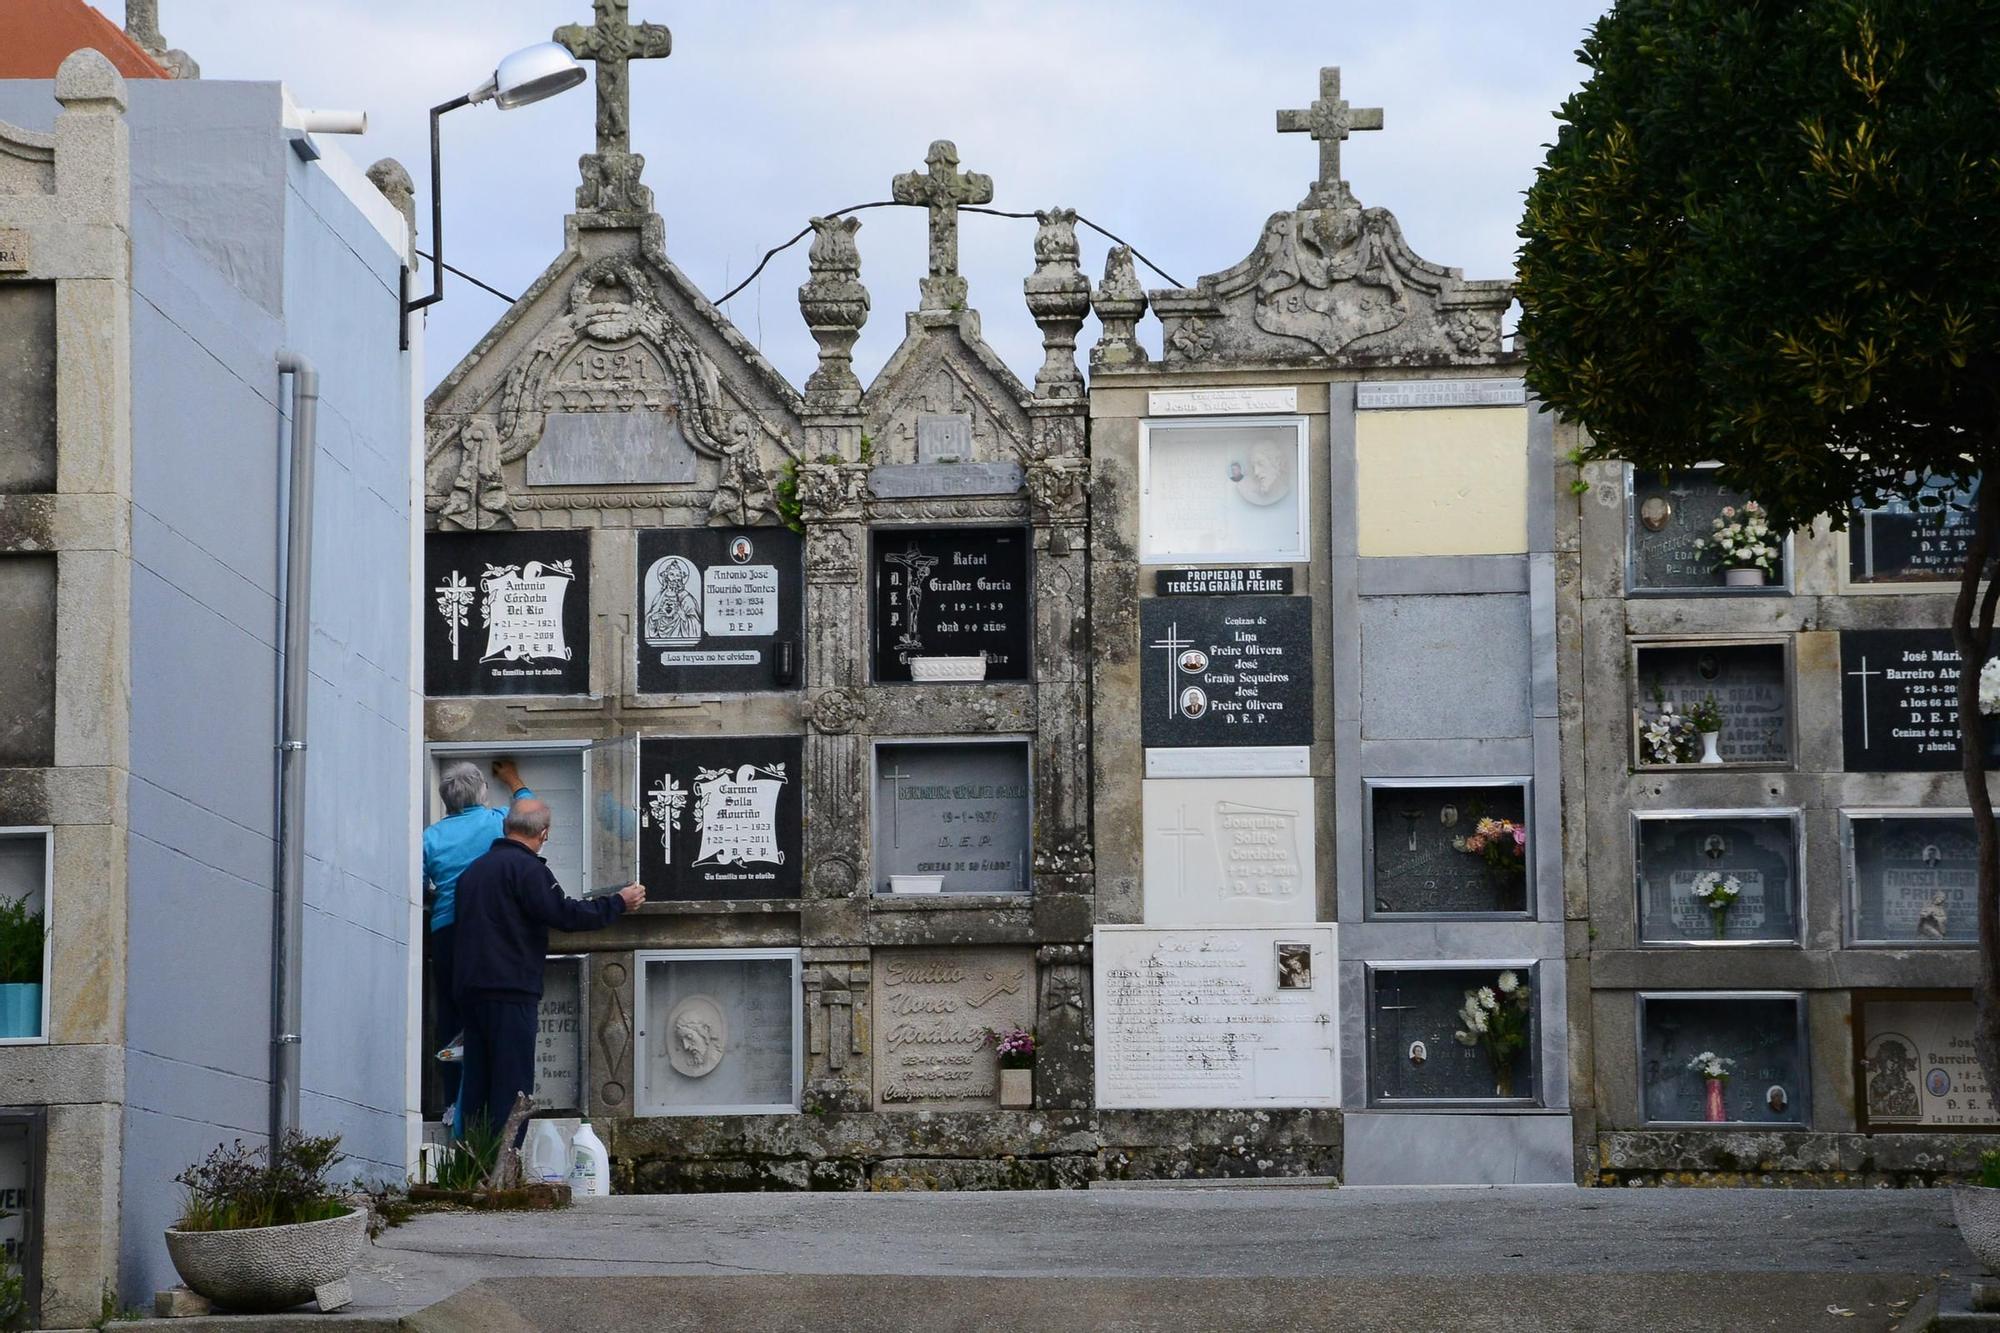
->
xmin=892 ymin=139 xmax=994 ymax=311
xmin=880 ymin=761 xmax=913 ymax=848
xmin=1847 ymin=655 xmax=1881 ymax=748
xmin=1276 ymin=67 xmax=1383 ymax=204
xmin=1148 ymin=622 xmax=1195 ymax=719
xmin=1156 ymin=804 xmax=1206 ymax=901
xmin=1401 ymin=809 xmax=1423 ymax=853
xmin=555 ymin=0 xmax=672 ymax=210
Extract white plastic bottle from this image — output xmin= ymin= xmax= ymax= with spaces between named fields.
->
xmin=526 ymin=1120 xmax=569 ymax=1185
xmin=570 ymin=1119 xmax=610 ymax=1197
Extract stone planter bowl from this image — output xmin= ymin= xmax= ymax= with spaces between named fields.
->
xmin=165 ymin=1206 xmax=367 ymax=1313
xmin=1953 ymin=1185 xmax=2000 ymax=1271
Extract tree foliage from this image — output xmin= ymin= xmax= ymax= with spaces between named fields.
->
xmin=1518 ymin=0 xmax=2000 ymax=528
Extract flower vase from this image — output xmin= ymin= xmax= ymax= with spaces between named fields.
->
xmin=1698 ymin=730 xmax=1723 ymax=764
xmin=1723 ymin=566 xmax=1767 ymax=588
xmin=1704 ymin=1077 xmax=1727 ymax=1122
xmin=1492 ymin=1067 xmax=1515 ymax=1099
xmin=1709 ymin=908 xmax=1730 ymax=941
xmin=998 ymin=1067 xmax=1034 ymax=1109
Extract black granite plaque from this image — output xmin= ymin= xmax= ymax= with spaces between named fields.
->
xmin=871 ymin=528 xmax=1030 ymax=682
xmin=1140 ymin=596 xmax=1314 ymax=748
xmin=635 ymin=527 xmax=802 ymax=695
xmin=638 ymin=735 xmax=803 ymax=901
xmin=873 ymin=741 xmax=1032 ymax=895
xmin=1629 ymin=467 xmax=1782 ymax=592
xmin=1370 ymin=785 xmax=1529 ymax=916
xmin=1842 ymin=629 xmax=2000 ymax=772
xmin=425 ymin=530 xmax=590 ymax=696
xmin=1635 ymin=642 xmax=1789 ymax=765
xmin=1850 ymin=815 xmax=1978 ymax=944
xmin=1153 ymin=567 xmax=1295 ymax=597
xmin=1369 ymin=967 xmax=1536 ymax=1104
xmin=1636 ymin=815 xmax=1800 ymax=944
xmin=1640 ymin=995 xmax=1807 ymax=1125
xmin=1849 ymin=476 xmax=1982 ymax=585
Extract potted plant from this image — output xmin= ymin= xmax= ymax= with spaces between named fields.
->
xmin=1690 ymin=872 xmax=1742 ymax=940
xmin=1687 ymin=1051 xmax=1735 ymax=1121
xmin=987 ymin=1026 xmax=1035 ymax=1109
xmin=1686 ymin=695 xmax=1725 ymax=765
xmin=0 ymin=896 xmax=45 ymax=1040
xmin=1953 ymin=1150 xmax=2000 ymax=1271
xmin=1451 ymin=971 xmax=1532 ymax=1098
xmin=1693 ymin=501 xmax=1779 ymax=587
xmin=1452 ymin=815 xmax=1527 ymax=885
xmin=165 ymin=1132 xmax=366 ymax=1314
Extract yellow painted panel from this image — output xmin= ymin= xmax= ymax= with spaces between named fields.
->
xmin=1355 ymin=406 xmax=1530 ymax=556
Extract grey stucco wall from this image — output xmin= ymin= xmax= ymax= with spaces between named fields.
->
xmin=0 ymin=78 xmax=417 ymax=1304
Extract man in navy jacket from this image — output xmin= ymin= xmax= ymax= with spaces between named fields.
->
xmin=453 ymin=798 xmax=644 ymax=1139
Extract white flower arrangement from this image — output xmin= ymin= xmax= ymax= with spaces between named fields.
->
xmin=1980 ymin=656 xmax=2000 ymax=716
xmin=1687 ymin=1051 xmax=1734 ymax=1081
xmin=1497 ymin=970 xmax=1520 ymax=994
xmin=1641 ymin=701 xmax=1701 ymax=765
xmin=1690 ymin=871 xmax=1742 ymax=907
xmin=1693 ymin=501 xmax=1779 ymax=574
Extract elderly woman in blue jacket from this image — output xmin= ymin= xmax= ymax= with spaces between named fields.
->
xmin=422 ymin=758 xmax=532 ymax=1124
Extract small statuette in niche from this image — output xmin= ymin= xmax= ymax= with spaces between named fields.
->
xmin=666 ymin=995 xmax=728 ymax=1078
xmin=1918 ymin=892 xmax=1950 ymax=939
xmin=1408 ymin=1040 xmax=1428 ymax=1068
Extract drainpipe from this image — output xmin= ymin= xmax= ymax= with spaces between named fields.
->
xmin=271 ymin=352 xmax=319 ymax=1147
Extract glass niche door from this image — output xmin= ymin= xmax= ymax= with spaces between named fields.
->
xmin=424 ymin=738 xmax=638 ymax=900
xmin=634 ymin=949 xmax=802 ymax=1116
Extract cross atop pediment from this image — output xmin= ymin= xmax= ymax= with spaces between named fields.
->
xmin=555 ymin=0 xmax=672 ymax=212
xmin=893 ymin=140 xmax=994 ymax=311
xmin=1277 ymin=67 xmax=1383 ymax=206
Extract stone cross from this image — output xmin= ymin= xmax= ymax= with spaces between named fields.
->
xmin=1156 ymin=806 xmax=1206 ymax=902
xmin=892 ymin=140 xmax=993 ymax=311
xmin=1276 ymin=67 xmax=1383 ymax=204
xmin=555 ymin=0 xmax=671 ymax=211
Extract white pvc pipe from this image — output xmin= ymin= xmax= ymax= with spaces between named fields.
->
xmin=297 ymin=109 xmax=368 ymax=134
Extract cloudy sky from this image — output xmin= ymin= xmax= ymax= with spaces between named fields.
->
xmin=126 ymin=1 xmax=1608 ymax=390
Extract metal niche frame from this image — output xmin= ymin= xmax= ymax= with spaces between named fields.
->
xmin=1635 ymin=989 xmax=1812 ymax=1129
xmin=1841 ymin=809 xmax=1978 ymax=949
xmin=632 ymin=947 xmax=804 ymax=1117
xmin=1622 ymin=463 xmax=1796 ymax=598
xmin=1627 ymin=634 xmax=1798 ymax=772
xmin=869 ymin=734 xmax=1036 ymax=901
xmin=1630 ymin=807 xmax=1807 ymax=949
xmin=1360 ymin=776 xmax=1535 ymax=922
xmin=1137 ymin=414 xmax=1311 ymax=565
xmin=1363 ymin=958 xmax=1543 ymax=1110
xmin=0 ymin=828 xmax=53 ymax=1045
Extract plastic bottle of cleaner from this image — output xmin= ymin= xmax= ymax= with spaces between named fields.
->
xmin=570 ymin=1119 xmax=610 ymax=1197
xmin=526 ymin=1120 xmax=569 ymax=1186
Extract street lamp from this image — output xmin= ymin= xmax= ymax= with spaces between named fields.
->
xmin=400 ymin=41 xmax=587 ymax=347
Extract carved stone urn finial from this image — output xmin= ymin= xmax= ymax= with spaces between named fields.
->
xmin=798 ymin=216 xmax=870 ymax=408
xmin=1023 ymin=208 xmax=1090 ymax=399
xmin=1090 ymin=245 xmax=1149 ymax=370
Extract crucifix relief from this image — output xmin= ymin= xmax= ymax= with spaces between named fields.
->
xmin=892 ymin=140 xmax=993 ymax=311
xmin=1276 ymin=66 xmax=1383 ymax=207
xmin=555 ymin=0 xmax=673 ymax=213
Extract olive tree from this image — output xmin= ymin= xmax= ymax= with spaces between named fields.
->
xmin=1517 ymin=1 xmax=2000 ymax=1078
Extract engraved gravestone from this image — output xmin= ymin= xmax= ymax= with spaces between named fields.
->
xmin=1094 ymin=926 xmax=1338 ymax=1109
xmin=638 ymin=735 xmax=803 ymax=900
xmin=425 ymin=530 xmax=591 ymax=696
xmin=871 ymin=527 xmax=1031 ymax=682
xmin=533 ymin=956 xmax=585 ymax=1113
xmin=1850 ymin=815 xmax=1977 ymax=944
xmin=529 ymin=409 xmax=698 ymax=487
xmin=1641 ymin=995 xmax=1807 ymax=1124
xmin=1140 ymin=596 xmax=1314 ymax=748
xmin=871 ymin=946 xmax=1037 ymax=1110
xmin=1369 ymin=784 xmax=1528 ymax=916
xmin=1636 ymin=642 xmax=1789 ymax=765
xmin=1841 ymin=629 xmax=2000 ymax=772
xmin=639 ymin=953 xmax=796 ymax=1114
xmin=1369 ymin=967 xmax=1535 ymax=1103
xmin=867 ymin=461 xmax=1024 ymax=498
xmin=1141 ymin=777 xmax=1315 ymax=925
xmin=1142 ymin=420 xmax=1306 ymax=562
xmin=635 ymin=527 xmax=803 ymax=694
xmin=873 ymin=741 xmax=1031 ymax=895
xmin=1629 ymin=468 xmax=1777 ymax=592
xmin=1857 ymin=994 xmax=1997 ymax=1129
xmin=1849 ymin=476 xmax=1982 ymax=585
xmin=1636 ymin=815 xmax=1799 ymax=944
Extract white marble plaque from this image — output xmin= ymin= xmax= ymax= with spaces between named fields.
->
xmin=1148 ymin=387 xmax=1298 ymax=417
xmin=1142 ymin=778 xmax=1316 ymax=925
xmin=1141 ymin=420 xmax=1307 ymax=563
xmin=1094 ymin=925 xmax=1338 ymax=1109
xmin=1356 ymin=378 xmax=1526 ymax=410
xmin=1144 ymin=746 xmax=1311 ymax=779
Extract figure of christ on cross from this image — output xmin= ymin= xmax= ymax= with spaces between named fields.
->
xmin=555 ymin=0 xmax=672 ymax=210
xmin=1276 ymin=66 xmax=1384 ymax=206
xmin=885 ymin=545 xmax=941 ymax=653
xmin=892 ymin=140 xmax=993 ymax=311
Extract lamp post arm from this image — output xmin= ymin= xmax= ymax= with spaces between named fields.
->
xmin=400 ymin=93 xmax=472 ymax=347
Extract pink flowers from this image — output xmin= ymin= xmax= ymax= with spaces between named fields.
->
xmin=1455 ymin=816 xmax=1528 ymax=876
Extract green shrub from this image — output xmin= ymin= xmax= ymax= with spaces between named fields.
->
xmin=1977 ymin=1149 xmax=2000 ymax=1189
xmin=0 ymin=898 xmax=44 ymax=987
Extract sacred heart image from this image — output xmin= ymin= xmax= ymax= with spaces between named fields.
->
xmin=642 ymin=554 xmax=704 ymax=646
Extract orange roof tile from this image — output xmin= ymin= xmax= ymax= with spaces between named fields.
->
xmin=0 ymin=0 xmax=170 ymax=80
